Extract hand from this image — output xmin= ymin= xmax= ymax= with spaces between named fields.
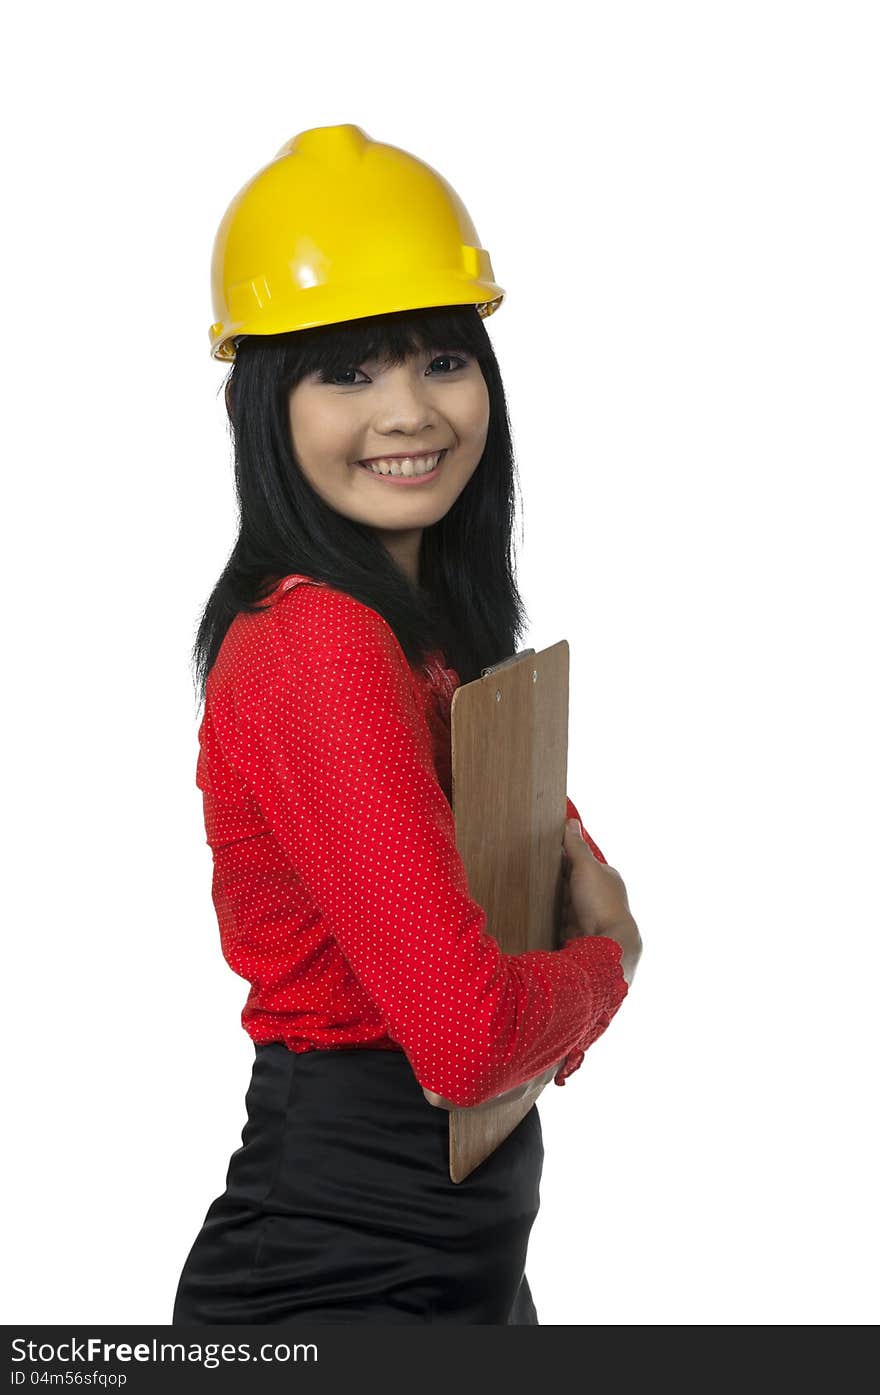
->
xmin=558 ymin=819 xmax=643 ymax=986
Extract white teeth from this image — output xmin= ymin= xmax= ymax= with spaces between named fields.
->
xmin=360 ymin=451 xmax=443 ymax=477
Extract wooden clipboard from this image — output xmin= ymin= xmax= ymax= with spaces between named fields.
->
xmin=432 ymin=640 xmax=571 ymax=1183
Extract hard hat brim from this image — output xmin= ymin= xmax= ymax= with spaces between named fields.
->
xmin=210 ymin=283 xmax=504 ymax=363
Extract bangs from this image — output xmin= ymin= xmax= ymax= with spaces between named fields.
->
xmin=278 ymin=304 xmax=487 ymax=381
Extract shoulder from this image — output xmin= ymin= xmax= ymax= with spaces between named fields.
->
xmin=268 ymin=577 xmax=401 ymax=660
xmin=208 ymin=575 xmax=410 ymax=711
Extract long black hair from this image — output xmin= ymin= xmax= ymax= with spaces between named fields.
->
xmin=191 ymin=303 xmax=529 ymax=713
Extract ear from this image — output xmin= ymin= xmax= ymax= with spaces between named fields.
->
xmin=224 ymin=379 xmax=234 ymax=416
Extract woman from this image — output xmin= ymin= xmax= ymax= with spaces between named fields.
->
xmin=172 ymin=123 xmax=642 ymax=1327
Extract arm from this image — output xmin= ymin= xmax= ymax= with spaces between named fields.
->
xmin=423 ymin=794 xmax=609 ymax=1107
xmin=218 ymin=602 xmax=627 ymax=1109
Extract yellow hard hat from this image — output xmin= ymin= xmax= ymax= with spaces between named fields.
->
xmin=208 ymin=123 xmax=505 ymax=362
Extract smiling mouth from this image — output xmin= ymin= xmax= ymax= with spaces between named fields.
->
xmin=355 ymin=449 xmax=447 ymax=478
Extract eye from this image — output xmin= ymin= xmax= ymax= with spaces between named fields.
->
xmin=428 ymin=353 xmax=469 ymax=374
xmin=318 ymin=354 xmax=469 ymax=386
xmin=319 ymin=365 xmax=369 ymax=386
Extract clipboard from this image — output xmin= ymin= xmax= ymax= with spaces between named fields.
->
xmin=437 ymin=639 xmax=572 ymax=1183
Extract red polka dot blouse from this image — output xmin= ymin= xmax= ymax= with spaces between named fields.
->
xmin=196 ymin=573 xmax=628 ymax=1108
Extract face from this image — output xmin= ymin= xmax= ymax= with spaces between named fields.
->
xmin=287 ymin=346 xmax=490 ymax=576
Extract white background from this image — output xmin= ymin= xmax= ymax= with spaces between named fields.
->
xmin=3 ymin=0 xmax=877 ymax=1326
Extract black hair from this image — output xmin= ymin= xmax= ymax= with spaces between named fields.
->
xmin=191 ymin=303 xmax=529 ymax=713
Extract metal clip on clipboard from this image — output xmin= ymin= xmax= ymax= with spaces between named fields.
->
xmin=480 ymin=648 xmax=536 ymax=678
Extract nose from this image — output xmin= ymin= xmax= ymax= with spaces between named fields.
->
xmin=370 ymin=364 xmax=441 ymax=436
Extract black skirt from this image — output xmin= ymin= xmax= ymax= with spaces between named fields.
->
xmin=172 ymin=1042 xmax=543 ymax=1325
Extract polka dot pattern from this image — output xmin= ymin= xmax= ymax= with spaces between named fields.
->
xmin=196 ymin=574 xmax=628 ymax=1108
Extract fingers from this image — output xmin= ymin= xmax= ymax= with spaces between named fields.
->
xmin=564 ymin=819 xmax=595 ymax=857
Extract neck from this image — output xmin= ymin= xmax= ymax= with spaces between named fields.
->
xmin=374 ymin=527 xmax=423 ymax=588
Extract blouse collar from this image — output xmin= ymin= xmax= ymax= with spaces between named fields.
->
xmin=421 ymin=651 xmax=460 ymax=702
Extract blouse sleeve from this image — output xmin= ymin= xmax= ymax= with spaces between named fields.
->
xmin=218 ymin=608 xmax=628 ymax=1108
